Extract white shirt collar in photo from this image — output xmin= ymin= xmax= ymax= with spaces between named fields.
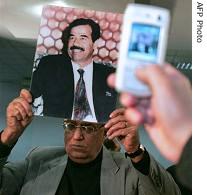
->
xmin=71 ymin=60 xmax=97 ymax=122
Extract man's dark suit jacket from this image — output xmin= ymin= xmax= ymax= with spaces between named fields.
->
xmin=31 ymin=54 xmax=117 ymax=122
xmin=167 ymin=137 xmax=192 ymax=195
xmin=176 ymin=137 xmax=192 ymax=190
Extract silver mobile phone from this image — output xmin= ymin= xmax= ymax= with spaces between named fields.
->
xmin=116 ymin=4 xmax=170 ymax=96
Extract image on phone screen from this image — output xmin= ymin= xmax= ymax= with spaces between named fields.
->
xmin=128 ymin=23 xmax=160 ymax=62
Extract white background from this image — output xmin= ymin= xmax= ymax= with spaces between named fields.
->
xmin=192 ymin=0 xmax=207 ymax=194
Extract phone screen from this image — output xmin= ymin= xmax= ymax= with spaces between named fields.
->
xmin=128 ymin=23 xmax=160 ymax=62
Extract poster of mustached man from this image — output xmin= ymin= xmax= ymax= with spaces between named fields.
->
xmin=30 ymin=5 xmax=123 ymax=123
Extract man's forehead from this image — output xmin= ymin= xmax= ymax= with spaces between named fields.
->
xmin=64 ymin=119 xmax=104 ymax=126
xmin=70 ymin=24 xmax=92 ymax=35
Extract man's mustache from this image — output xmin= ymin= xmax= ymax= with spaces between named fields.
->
xmin=70 ymin=45 xmax=84 ymax=51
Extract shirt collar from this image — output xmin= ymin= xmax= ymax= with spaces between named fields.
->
xmin=71 ymin=60 xmax=93 ymax=73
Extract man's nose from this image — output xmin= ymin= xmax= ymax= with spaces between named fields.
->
xmin=73 ymin=37 xmax=80 ymax=45
xmin=73 ymin=128 xmax=84 ymax=140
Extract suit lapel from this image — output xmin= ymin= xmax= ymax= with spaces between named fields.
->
xmin=34 ymin=154 xmax=68 ymax=195
xmin=101 ymin=147 xmax=125 ymax=195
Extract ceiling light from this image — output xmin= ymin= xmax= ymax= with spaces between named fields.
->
xmin=51 ymin=1 xmax=69 ymax=7
xmin=27 ymin=1 xmax=74 ymax=18
xmin=30 ymin=4 xmax=44 ymax=17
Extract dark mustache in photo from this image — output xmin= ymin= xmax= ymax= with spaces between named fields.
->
xmin=70 ymin=45 xmax=85 ymax=51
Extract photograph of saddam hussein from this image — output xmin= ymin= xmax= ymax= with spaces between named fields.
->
xmin=30 ymin=5 xmax=123 ymax=123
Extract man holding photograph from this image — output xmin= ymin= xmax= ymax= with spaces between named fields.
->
xmin=31 ymin=18 xmax=117 ymax=122
xmin=0 ymin=89 xmax=181 ymax=195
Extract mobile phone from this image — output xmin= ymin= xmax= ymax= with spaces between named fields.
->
xmin=116 ymin=4 xmax=170 ymax=96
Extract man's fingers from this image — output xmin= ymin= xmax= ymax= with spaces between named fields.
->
xmin=136 ymin=65 xmax=169 ymax=94
xmin=20 ymin=89 xmax=32 ymax=103
xmin=106 ymin=121 xmax=127 ymax=135
xmin=7 ymin=99 xmax=32 ymax=120
xmin=15 ymin=104 xmax=27 ymax=120
xmin=9 ymin=103 xmax=26 ymax=120
xmin=15 ymin=98 xmax=32 ymax=116
xmin=109 ymin=108 xmax=125 ymax=118
xmin=105 ymin=114 xmax=125 ymax=129
xmin=14 ymin=110 xmax=22 ymax=121
xmin=107 ymin=127 xmax=130 ymax=140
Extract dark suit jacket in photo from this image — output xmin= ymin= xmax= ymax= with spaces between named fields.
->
xmin=31 ymin=54 xmax=117 ymax=122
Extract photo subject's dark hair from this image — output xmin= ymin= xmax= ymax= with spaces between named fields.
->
xmin=61 ymin=18 xmax=101 ymax=55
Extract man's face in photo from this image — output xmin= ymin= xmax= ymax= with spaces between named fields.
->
xmin=68 ymin=24 xmax=95 ymax=67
